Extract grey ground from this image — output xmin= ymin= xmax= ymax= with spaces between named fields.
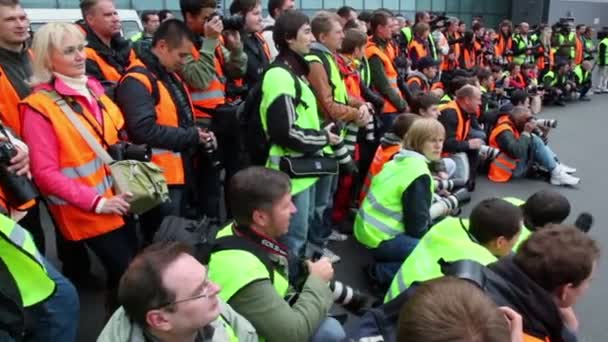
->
xmin=40 ymin=93 xmax=608 ymax=341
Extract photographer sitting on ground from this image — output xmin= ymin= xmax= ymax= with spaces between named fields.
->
xmin=355 ymin=118 xmax=447 ymax=288
xmin=206 ymin=167 xmax=345 ymax=342
xmin=487 ymin=105 xmax=579 ymax=186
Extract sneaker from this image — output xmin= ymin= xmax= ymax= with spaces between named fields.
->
xmin=322 ymin=247 xmax=342 ymax=263
xmin=550 ymin=167 xmax=580 ymax=186
xmin=328 ymin=229 xmax=348 ymax=242
xmin=559 ymin=163 xmax=577 ymax=174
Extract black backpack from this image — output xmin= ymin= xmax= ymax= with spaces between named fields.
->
xmin=238 ymin=63 xmax=304 ymax=166
xmin=153 ymin=216 xmax=276 ymax=283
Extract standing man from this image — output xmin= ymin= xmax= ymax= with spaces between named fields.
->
xmin=80 ymin=0 xmax=134 ymax=93
xmin=262 ymin=0 xmax=296 ymax=59
xmin=131 ymin=10 xmax=160 ymax=56
xmin=512 ymin=22 xmax=534 ymax=65
xmin=116 ymin=20 xmax=213 ymax=240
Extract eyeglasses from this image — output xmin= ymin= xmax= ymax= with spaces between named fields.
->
xmin=62 ymin=43 xmax=87 ymax=56
xmin=153 ymin=274 xmax=212 ymax=310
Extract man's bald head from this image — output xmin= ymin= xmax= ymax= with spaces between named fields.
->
xmin=455 ymin=85 xmax=482 ymax=113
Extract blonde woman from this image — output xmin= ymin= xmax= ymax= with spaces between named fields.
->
xmin=19 ymin=22 xmax=135 ymax=311
xmin=355 ymin=118 xmax=445 ymax=287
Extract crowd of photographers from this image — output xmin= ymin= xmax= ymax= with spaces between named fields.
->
xmin=0 ymin=0 xmax=603 ymax=341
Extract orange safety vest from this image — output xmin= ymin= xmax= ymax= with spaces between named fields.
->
xmin=19 ymin=89 xmax=125 ymax=241
xmin=122 ymin=59 xmax=190 ymax=185
xmin=442 ymin=33 xmax=461 ymax=71
xmin=387 ymin=41 xmax=399 ymax=61
xmin=536 ymin=46 xmax=555 ymax=71
xmin=488 ymin=116 xmax=520 ymax=182
xmin=574 ymin=35 xmax=584 ymax=65
xmin=85 ymin=47 xmax=136 ymax=83
xmin=461 ymin=46 xmax=476 ymax=69
xmin=439 ymin=100 xmax=471 ymax=156
xmin=0 ymin=65 xmax=24 ymax=136
xmin=359 ymin=144 xmax=401 ymax=203
xmin=431 ymin=82 xmax=444 ymax=91
xmin=406 ymin=75 xmax=428 ymax=93
xmin=408 ymin=38 xmax=428 ymax=60
xmin=496 ymin=34 xmax=513 ymax=62
xmin=188 ymin=45 xmax=226 ymax=119
xmin=523 ymin=333 xmax=550 ymax=342
xmin=365 ymin=42 xmax=402 ymax=114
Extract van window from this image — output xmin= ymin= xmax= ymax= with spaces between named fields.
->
xmin=121 ymin=20 xmax=141 ymax=40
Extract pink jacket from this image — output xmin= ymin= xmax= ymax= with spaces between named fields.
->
xmin=21 ymin=77 xmax=109 ymax=212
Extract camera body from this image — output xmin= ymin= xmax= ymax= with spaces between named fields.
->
xmin=0 ymin=141 xmax=39 ymax=206
xmin=207 ymin=12 xmax=244 ymax=31
xmin=108 ymin=141 xmax=151 ymax=162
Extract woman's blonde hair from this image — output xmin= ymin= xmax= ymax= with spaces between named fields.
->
xmin=404 ymin=118 xmax=445 ymax=153
xmin=30 ymin=22 xmax=85 ymax=86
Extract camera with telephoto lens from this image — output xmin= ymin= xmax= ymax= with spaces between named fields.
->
xmin=108 ymin=141 xmax=151 ymax=162
xmin=434 ymin=178 xmax=467 ymax=192
xmin=0 ymin=141 xmax=39 ymax=207
xmin=207 ymin=12 xmax=244 ymax=31
xmin=331 ymin=138 xmax=358 ymax=174
xmin=202 ymin=135 xmax=222 ymax=169
xmin=534 ymin=118 xmax=558 ymax=129
xmin=429 ymin=188 xmax=471 ymax=220
xmin=478 ymin=145 xmax=500 ymax=161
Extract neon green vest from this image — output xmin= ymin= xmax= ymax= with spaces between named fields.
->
xmin=260 ymin=66 xmax=322 ymax=195
xmin=384 ymin=216 xmax=497 ymax=303
xmin=305 ymin=49 xmax=349 ymax=105
xmin=0 ymin=214 xmax=55 ymax=307
xmin=360 ymin=57 xmax=371 ymax=88
xmin=384 ymin=197 xmax=531 ymax=303
xmin=401 ymin=27 xmax=413 ymax=45
xmin=440 ymin=93 xmax=452 ymax=104
xmin=513 ymin=34 xmax=533 ymax=65
xmin=582 ymin=36 xmax=595 ymax=59
xmin=130 ymin=32 xmax=143 ymax=42
xmin=598 ymin=38 xmax=608 ymax=65
xmin=208 ymin=224 xmax=290 ymax=303
xmin=218 ymin=315 xmax=238 ymax=341
xmin=355 ymin=152 xmax=432 ymax=249
xmin=428 ymin=33 xmax=438 ymax=60
xmin=543 ymin=71 xmax=558 ymax=87
xmin=573 ymin=64 xmax=590 ymax=85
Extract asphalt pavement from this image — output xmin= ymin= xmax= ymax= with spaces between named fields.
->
xmin=40 ymin=93 xmax=608 ymax=341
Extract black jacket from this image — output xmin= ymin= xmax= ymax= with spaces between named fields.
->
xmin=243 ymin=33 xmax=270 ymax=89
xmin=83 ymin=24 xmax=133 ymax=84
xmin=438 ymin=101 xmax=481 ymax=153
xmin=115 ymin=49 xmax=200 ymax=184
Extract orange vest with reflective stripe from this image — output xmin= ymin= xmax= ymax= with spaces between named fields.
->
xmin=442 ymin=33 xmax=461 ymax=71
xmin=122 ymin=59 xmax=190 ymax=185
xmin=365 ymin=42 xmax=402 ymax=114
xmin=488 ymin=116 xmax=520 ymax=182
xmin=85 ymin=47 xmax=136 ymax=83
xmin=461 ymin=47 xmax=476 ymax=69
xmin=496 ymin=35 xmax=513 ymax=59
xmin=19 ymin=89 xmax=125 ymax=241
xmin=359 ymin=144 xmax=401 ymax=203
xmin=406 ymin=75 xmax=428 ymax=93
xmin=439 ymin=100 xmax=471 ymax=142
xmin=189 ymin=45 xmax=226 ymax=119
xmin=408 ymin=38 xmax=428 ymax=60
xmin=536 ymin=46 xmax=555 ymax=71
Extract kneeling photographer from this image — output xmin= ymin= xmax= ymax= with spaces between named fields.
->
xmin=206 ymin=167 xmax=346 ymax=342
xmin=487 ymin=105 xmax=579 ymax=186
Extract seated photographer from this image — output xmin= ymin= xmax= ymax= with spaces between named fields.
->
xmin=438 ymin=85 xmax=485 ymax=188
xmin=572 ymin=59 xmax=592 ymax=101
xmin=520 ymin=63 xmax=544 ymax=114
xmin=444 ymin=226 xmax=599 ymax=342
xmin=487 ymin=106 xmax=579 ymax=186
xmin=406 ymin=56 xmax=443 ymax=98
xmin=397 ymin=277 xmax=522 ymax=342
xmin=506 ymin=62 xmax=526 ymax=89
xmin=98 ymin=242 xmax=258 ymax=342
xmin=206 ymin=167 xmax=345 ymax=342
xmin=116 ymin=20 xmax=213 ymax=238
xmin=355 ymin=118 xmax=444 ymax=287
xmin=543 ymin=61 xmax=571 ymax=106
xmin=20 ymin=23 xmax=136 ymax=311
xmin=385 ymin=198 xmax=522 ymax=303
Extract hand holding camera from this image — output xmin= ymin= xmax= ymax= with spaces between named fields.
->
xmin=204 ymin=14 xmax=223 ymax=39
xmin=524 ymin=120 xmax=537 ymax=133
xmin=7 ymin=145 xmax=29 ymax=177
xmin=306 ymin=257 xmax=335 ymax=283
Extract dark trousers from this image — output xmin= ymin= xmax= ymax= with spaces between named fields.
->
xmin=19 ymin=203 xmax=45 ymax=253
xmin=139 ymin=186 xmax=185 ymax=244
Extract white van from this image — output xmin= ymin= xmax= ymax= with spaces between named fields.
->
xmin=24 ymin=8 xmax=142 ymax=40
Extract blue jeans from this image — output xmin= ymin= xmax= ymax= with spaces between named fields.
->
xmin=280 ymin=184 xmax=316 ymax=280
xmin=309 ymin=175 xmax=338 ymax=247
xmin=310 ymin=317 xmax=346 ymax=342
xmin=28 ymin=258 xmax=79 ymax=342
xmin=513 ymin=135 xmax=557 ymax=178
xmin=370 ymin=234 xmax=420 ymax=286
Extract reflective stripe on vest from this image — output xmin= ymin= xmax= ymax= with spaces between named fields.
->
xmin=355 ymin=153 xmax=432 ymax=249
xmin=360 ymin=144 xmax=401 ymax=203
xmin=19 ymin=90 xmax=124 ymax=241
xmin=260 ymin=66 xmax=323 ymax=195
xmin=188 ymin=45 xmax=227 ymax=118
xmin=384 ymin=216 xmax=497 ymax=303
xmin=365 ymin=43 xmax=402 ymax=114
xmin=122 ymin=60 xmax=189 ymax=185
xmin=0 ymin=214 xmax=55 ymax=307
xmin=209 ymin=224 xmax=290 ymax=302
xmin=488 ymin=116 xmax=520 ymax=182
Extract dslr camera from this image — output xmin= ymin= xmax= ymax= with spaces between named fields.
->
xmin=108 ymin=141 xmax=151 ymax=162
xmin=0 ymin=141 xmax=39 ymax=206
xmin=430 ymin=188 xmax=471 ymax=220
xmin=208 ymin=12 xmax=244 ymax=31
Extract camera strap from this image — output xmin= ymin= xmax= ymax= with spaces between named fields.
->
xmin=232 ymin=224 xmax=289 ymax=259
xmin=59 ymin=92 xmax=114 ymax=149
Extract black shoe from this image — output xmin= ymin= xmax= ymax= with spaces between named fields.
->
xmin=580 ymin=96 xmax=591 ymax=102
